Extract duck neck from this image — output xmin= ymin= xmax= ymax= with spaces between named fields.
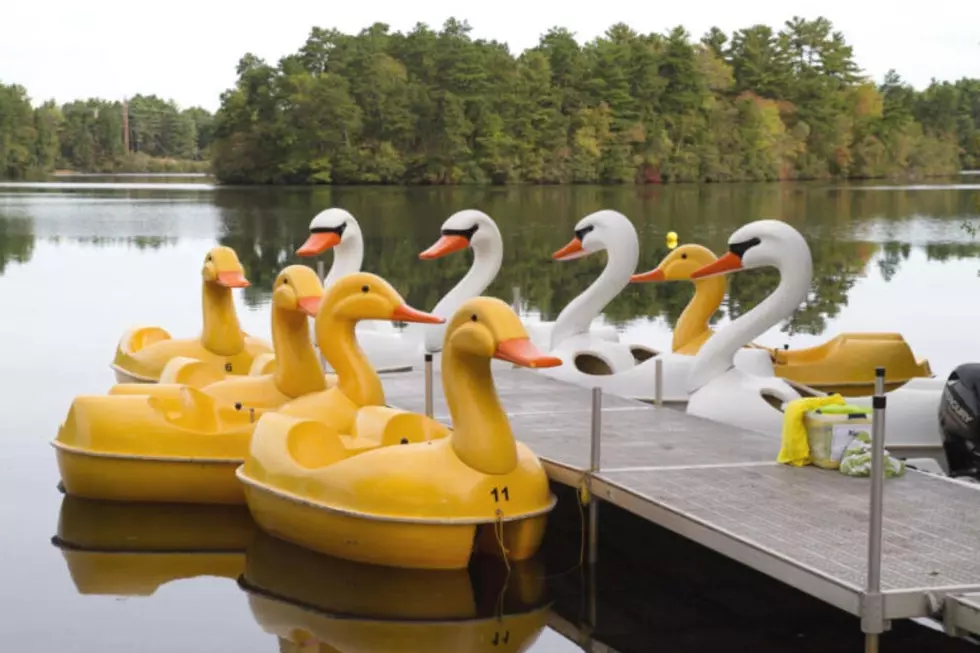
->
xmin=442 ymin=348 xmax=517 ymax=475
xmin=317 ymin=315 xmax=384 ymax=407
xmin=272 ymin=308 xmax=326 ymax=398
xmin=550 ymin=235 xmax=638 ymax=350
xmin=687 ymin=260 xmax=811 ymax=393
xmin=323 ymin=237 xmax=363 ymax=288
xmin=422 ymin=237 xmax=503 ymax=353
xmin=201 ymin=281 xmax=245 ymax=356
xmin=673 ymin=277 xmax=726 ymax=352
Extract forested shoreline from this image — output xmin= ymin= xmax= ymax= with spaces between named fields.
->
xmin=2 ymin=16 xmax=979 ymax=184
xmin=0 ymin=92 xmax=212 ymax=178
xmin=208 ymin=17 xmax=980 ymax=185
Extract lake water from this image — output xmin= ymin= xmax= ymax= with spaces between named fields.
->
xmin=2 ymin=176 xmax=979 ymax=652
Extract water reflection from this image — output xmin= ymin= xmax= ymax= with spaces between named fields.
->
xmin=0 ymin=216 xmax=34 ymax=275
xmin=2 ymin=181 xmax=979 ymax=339
xmin=240 ymin=530 xmax=551 ymax=653
xmin=51 ymin=495 xmax=255 ymax=597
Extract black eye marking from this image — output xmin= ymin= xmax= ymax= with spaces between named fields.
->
xmin=681 ymin=253 xmax=688 ymax=259
xmin=442 ymin=224 xmax=479 ymax=241
xmin=574 ymin=224 xmax=595 ymax=242
xmin=311 ymin=221 xmax=348 ymax=237
xmin=470 ymin=314 xmax=478 ymax=322
xmin=282 ymin=278 xmax=289 ymax=285
xmin=729 ymin=237 xmax=761 ymax=258
xmin=361 ymin=285 xmax=369 ymax=293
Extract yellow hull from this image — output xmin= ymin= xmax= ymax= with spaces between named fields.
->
xmin=768 ymin=332 xmax=933 ymax=396
xmin=237 ymin=468 xmax=554 ymax=570
xmin=52 ymin=495 xmax=255 ymax=596
xmin=53 ymin=443 xmax=245 ymax=504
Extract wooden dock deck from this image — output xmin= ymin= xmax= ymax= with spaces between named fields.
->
xmin=381 ymin=365 xmax=980 ymax=639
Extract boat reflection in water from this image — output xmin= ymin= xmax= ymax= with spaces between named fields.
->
xmin=50 ymin=494 xmax=256 ymax=596
xmin=239 ymin=530 xmax=552 ymax=653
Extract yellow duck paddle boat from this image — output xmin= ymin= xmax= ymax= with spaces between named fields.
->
xmin=237 ymin=296 xmax=563 ymax=570
xmin=240 ymin=530 xmax=550 ymax=653
xmin=110 ymin=245 xmax=273 ymax=384
xmin=52 ymin=271 xmax=441 ymax=505
xmin=632 ymin=243 xmax=933 ymax=396
xmin=51 ymin=494 xmax=255 ymax=596
xmin=108 ymin=264 xmax=337 ymax=406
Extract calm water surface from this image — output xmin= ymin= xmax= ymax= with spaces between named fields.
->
xmin=2 ymin=177 xmax=979 ymax=652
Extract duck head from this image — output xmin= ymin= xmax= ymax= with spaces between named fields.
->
xmin=418 ymin=209 xmax=502 ymax=260
xmin=317 ymin=272 xmax=443 ymax=325
xmin=201 ymin=246 xmax=250 ymax=288
xmin=445 ymin=297 xmax=562 ymax=369
xmin=690 ymin=219 xmax=810 ymax=279
xmin=631 ymin=244 xmax=719 ymax=283
xmin=296 ymin=208 xmax=362 ymax=258
xmin=271 ymin=265 xmax=324 ymax=317
xmin=552 ymin=209 xmax=637 ymax=261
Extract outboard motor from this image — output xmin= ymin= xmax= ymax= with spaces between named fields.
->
xmin=937 ymin=363 xmax=980 ymax=480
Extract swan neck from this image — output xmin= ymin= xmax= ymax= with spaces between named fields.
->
xmin=550 ymin=237 xmax=638 ymax=349
xmin=318 ymin=315 xmax=384 ymax=407
xmin=272 ymin=308 xmax=326 ymax=398
xmin=422 ymin=238 xmax=503 ymax=353
xmin=687 ymin=262 xmax=810 ymax=393
xmin=442 ymin=347 xmax=517 ymax=475
xmin=673 ymin=277 xmax=726 ymax=351
xmin=201 ymin=282 xmax=245 ymax=355
xmin=323 ymin=238 xmax=363 ymax=287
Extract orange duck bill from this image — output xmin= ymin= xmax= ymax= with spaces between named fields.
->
xmin=419 ymin=234 xmax=470 ymax=260
xmin=552 ymin=237 xmax=588 ymax=261
xmin=390 ymin=304 xmax=445 ymax=324
xmin=630 ymin=267 xmax=666 ymax=283
xmin=216 ymin=271 xmax=250 ymax=288
xmin=297 ymin=296 xmax=321 ymax=317
xmin=297 ymin=231 xmax=342 ymax=256
xmin=494 ymin=338 xmax=562 ymax=369
xmin=690 ymin=252 xmax=743 ymax=279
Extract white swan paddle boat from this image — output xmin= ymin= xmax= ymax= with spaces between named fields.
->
xmin=683 ymin=219 xmax=945 ymax=459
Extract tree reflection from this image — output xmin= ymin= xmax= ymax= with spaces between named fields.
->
xmin=0 ymin=217 xmax=34 ymax=276
xmin=211 ymin=182 xmax=980 ymax=334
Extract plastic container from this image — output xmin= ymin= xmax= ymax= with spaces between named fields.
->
xmin=804 ymin=404 xmax=873 ymax=469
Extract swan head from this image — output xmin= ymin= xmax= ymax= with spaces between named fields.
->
xmin=316 ymin=271 xmax=444 ymax=326
xmin=631 ymin=244 xmax=720 ymax=283
xmin=445 ymin=297 xmax=562 ymax=369
xmin=296 ymin=208 xmax=362 ymax=257
xmin=553 ymin=210 xmax=637 ymax=261
xmin=201 ymin=246 xmax=250 ymax=288
xmin=690 ymin=219 xmax=809 ymax=279
xmin=271 ymin=265 xmax=324 ymax=317
xmin=419 ymin=209 xmax=501 ymax=259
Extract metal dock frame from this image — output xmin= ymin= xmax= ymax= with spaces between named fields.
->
xmin=392 ymin=356 xmax=980 ymax=648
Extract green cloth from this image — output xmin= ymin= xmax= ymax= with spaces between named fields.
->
xmin=838 ymin=431 xmax=906 ymax=478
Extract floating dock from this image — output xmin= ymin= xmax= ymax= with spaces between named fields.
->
xmin=381 ymin=365 xmax=980 ymax=644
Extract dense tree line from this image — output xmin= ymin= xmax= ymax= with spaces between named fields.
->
xmin=0 ymin=90 xmax=213 ymax=178
xmin=209 ymin=17 xmax=980 ymax=185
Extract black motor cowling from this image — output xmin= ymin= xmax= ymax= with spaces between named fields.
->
xmin=938 ymin=363 xmax=980 ymax=479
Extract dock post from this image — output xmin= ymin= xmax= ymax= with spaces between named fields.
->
xmin=511 ymin=286 xmax=521 ymax=312
xmin=863 ymin=366 xmax=887 ymax=652
xmin=654 ymin=358 xmax=663 ymax=406
xmin=424 ymin=353 xmax=434 ymax=418
xmin=588 ymin=386 xmax=602 ymax=565
xmin=587 ymin=386 xmax=602 ymax=635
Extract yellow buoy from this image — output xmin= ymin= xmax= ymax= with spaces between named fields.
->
xmin=666 ymin=231 xmax=678 ymax=249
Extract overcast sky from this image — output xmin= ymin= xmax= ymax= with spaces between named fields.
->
xmin=1 ymin=1 xmax=977 ymax=112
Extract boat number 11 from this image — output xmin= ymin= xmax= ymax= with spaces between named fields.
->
xmin=490 ymin=486 xmax=510 ymax=502
xmin=492 ymin=631 xmax=510 ymax=645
